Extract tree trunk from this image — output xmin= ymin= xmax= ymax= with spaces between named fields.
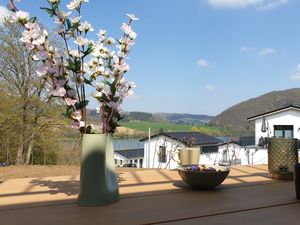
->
xmin=16 ymin=136 xmax=24 ymax=165
xmin=25 ymin=136 xmax=34 ymax=165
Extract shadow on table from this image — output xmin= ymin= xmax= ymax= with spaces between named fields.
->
xmin=29 ymin=179 xmax=79 ymax=196
xmin=29 ymin=172 xmax=126 ymax=196
xmin=172 ymin=180 xmax=227 ymax=191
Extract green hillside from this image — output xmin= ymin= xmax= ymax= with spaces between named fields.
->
xmin=120 ymin=121 xmax=231 ymax=136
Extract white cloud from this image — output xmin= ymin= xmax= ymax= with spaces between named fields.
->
xmin=208 ymin=0 xmax=261 ymax=8
xmin=197 ymin=58 xmax=210 ymax=68
xmin=258 ymin=48 xmax=276 ymax=56
xmin=207 ymin=0 xmax=288 ymax=11
xmin=291 ymin=64 xmax=300 ymax=80
xmin=206 ymin=84 xmax=215 ymax=92
xmin=0 ymin=6 xmax=11 ymax=26
xmin=257 ymin=0 xmax=288 ymax=11
xmin=240 ymin=46 xmax=252 ymax=53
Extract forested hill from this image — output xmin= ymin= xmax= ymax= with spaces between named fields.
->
xmin=210 ymin=88 xmax=300 ymax=130
xmin=88 ymin=110 xmax=214 ymax=125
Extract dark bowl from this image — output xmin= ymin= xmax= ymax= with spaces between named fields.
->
xmin=177 ymin=165 xmax=230 ymax=189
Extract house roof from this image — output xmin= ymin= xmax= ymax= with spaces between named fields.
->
xmin=140 ymin=132 xmax=221 ymax=146
xmin=113 ymin=138 xmax=143 ymax=151
xmin=115 ymin=148 xmax=144 ymax=159
xmin=239 ymin=136 xmax=255 ymax=147
xmin=247 ymin=104 xmax=300 ymax=121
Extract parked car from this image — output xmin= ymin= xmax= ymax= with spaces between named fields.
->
xmin=122 ymin=163 xmax=137 ymax=168
xmin=0 ymin=162 xmax=10 ymax=167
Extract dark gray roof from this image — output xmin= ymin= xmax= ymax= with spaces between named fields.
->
xmin=113 ymin=138 xmax=143 ymax=151
xmin=216 ymin=136 xmax=231 ymax=143
xmin=115 ymin=148 xmax=144 ymax=159
xmin=140 ymin=132 xmax=221 ymax=146
xmin=239 ymin=136 xmax=255 ymax=147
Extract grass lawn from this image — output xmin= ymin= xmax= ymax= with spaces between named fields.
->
xmin=120 ymin=121 xmax=231 ymax=136
xmin=120 ymin=121 xmax=194 ymax=133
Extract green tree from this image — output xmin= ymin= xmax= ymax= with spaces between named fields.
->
xmin=0 ymin=21 xmax=67 ymax=165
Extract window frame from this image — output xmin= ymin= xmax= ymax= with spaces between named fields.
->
xmin=158 ymin=146 xmax=167 ymax=163
xmin=273 ymin=125 xmax=294 ymax=138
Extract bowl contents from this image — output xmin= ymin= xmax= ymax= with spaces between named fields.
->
xmin=184 ymin=165 xmax=218 ymax=172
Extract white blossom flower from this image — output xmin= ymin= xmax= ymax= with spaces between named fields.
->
xmin=121 ymin=23 xmax=137 ymax=40
xmin=55 ymin=10 xmax=71 ymax=24
xmin=71 ymin=111 xmax=82 ymax=121
xmin=70 ymin=16 xmax=81 ymax=24
xmin=10 ymin=10 xmax=30 ymax=23
xmin=107 ymin=101 xmax=120 ymax=110
xmin=79 ymin=120 xmax=85 ymax=127
xmin=96 ymin=107 xmax=100 ymax=114
xmin=67 ymin=0 xmax=80 ymax=10
xmin=126 ymin=14 xmax=139 ymax=21
xmin=48 ymin=65 xmax=60 ymax=76
xmin=92 ymin=91 xmax=102 ymax=98
xmin=36 ymin=63 xmax=49 ymax=77
xmin=78 ymin=20 xmax=94 ymax=32
xmin=55 ymin=25 xmax=64 ymax=34
xmin=94 ymin=82 xmax=104 ymax=91
xmin=102 ymin=85 xmax=112 ymax=96
xmin=45 ymin=80 xmax=66 ymax=97
xmin=32 ymin=34 xmax=46 ymax=46
xmin=97 ymin=29 xmax=106 ymax=38
xmin=32 ymin=50 xmax=49 ymax=61
xmin=69 ymin=49 xmax=83 ymax=58
xmin=114 ymin=62 xmax=130 ymax=73
xmin=128 ymin=30 xmax=137 ymax=40
xmin=64 ymin=97 xmax=77 ymax=106
xmin=74 ymin=36 xmax=89 ymax=46
xmin=104 ymin=69 xmax=111 ymax=78
xmin=106 ymin=37 xmax=115 ymax=45
xmin=121 ymin=23 xmax=132 ymax=35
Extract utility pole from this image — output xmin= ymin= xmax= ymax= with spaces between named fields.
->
xmin=148 ymin=127 xmax=151 ymax=168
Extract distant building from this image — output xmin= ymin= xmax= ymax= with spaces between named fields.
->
xmin=115 ymin=149 xmax=144 ymax=168
xmin=113 ymin=139 xmax=144 ymax=167
xmin=140 ymin=132 xmax=221 ymax=169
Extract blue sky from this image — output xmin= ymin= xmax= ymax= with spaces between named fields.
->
xmin=1 ymin=0 xmax=300 ymax=116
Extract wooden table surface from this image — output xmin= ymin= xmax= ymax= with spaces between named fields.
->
xmin=0 ymin=164 xmax=299 ymax=225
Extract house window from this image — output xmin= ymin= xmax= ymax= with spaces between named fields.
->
xmin=274 ymin=125 xmax=293 ymax=138
xmin=222 ymin=150 xmax=228 ymax=162
xmin=139 ymin=159 xmax=143 ymax=168
xmin=158 ymin=146 xmax=167 ymax=163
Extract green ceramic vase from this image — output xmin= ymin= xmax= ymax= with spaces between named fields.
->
xmin=77 ymin=134 xmax=119 ymax=206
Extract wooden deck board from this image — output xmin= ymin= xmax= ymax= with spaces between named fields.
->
xmin=0 ymin=165 xmax=299 ymax=225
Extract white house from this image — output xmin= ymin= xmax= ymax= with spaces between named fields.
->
xmin=114 ymin=149 xmax=144 ymax=167
xmin=244 ymin=105 xmax=300 ymax=166
xmin=113 ymin=138 xmax=144 ymax=167
xmin=140 ymin=132 xmax=221 ymax=170
xmin=247 ymin=105 xmax=300 ymax=145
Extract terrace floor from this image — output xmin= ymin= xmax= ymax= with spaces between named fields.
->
xmin=0 ymin=165 xmax=299 ymax=225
